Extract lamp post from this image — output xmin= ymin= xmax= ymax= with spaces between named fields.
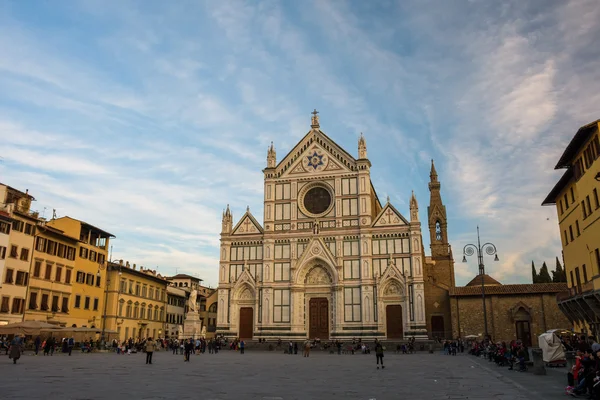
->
xmin=462 ymin=226 xmax=499 ymax=340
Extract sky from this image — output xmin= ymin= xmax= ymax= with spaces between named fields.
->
xmin=1 ymin=0 xmax=599 ymax=288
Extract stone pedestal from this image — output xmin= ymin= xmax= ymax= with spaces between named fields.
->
xmin=183 ymin=312 xmax=202 ymax=339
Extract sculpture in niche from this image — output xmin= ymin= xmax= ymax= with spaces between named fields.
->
xmin=305 ymin=266 xmax=331 ymax=285
xmin=239 ymin=288 xmax=253 ymax=300
xmin=385 ymin=283 xmax=400 ymax=296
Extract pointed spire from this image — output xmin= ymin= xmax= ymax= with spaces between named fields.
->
xmin=410 ymin=191 xmax=419 ymax=222
xmin=358 ymin=132 xmax=367 ymax=159
xmin=246 ymin=205 xmax=250 ymax=213
xmin=386 ymin=195 xmax=390 ymax=204
xmin=430 ymin=159 xmax=438 ymax=182
xmin=267 ymin=142 xmax=276 ymax=168
xmin=311 ymin=109 xmax=320 ymax=129
xmin=222 ymin=204 xmax=233 ymax=234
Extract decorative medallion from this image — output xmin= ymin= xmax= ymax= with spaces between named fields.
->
xmin=302 ymin=148 xmax=328 ymax=172
xmin=298 ymin=182 xmax=335 ymax=218
xmin=311 ymin=245 xmax=321 ymax=255
xmin=361 ymin=217 xmax=367 ymax=224
xmin=434 ymin=301 xmax=440 ymax=309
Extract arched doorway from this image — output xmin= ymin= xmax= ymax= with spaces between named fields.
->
xmin=239 ymin=307 xmax=253 ymax=339
xmin=514 ymin=307 xmax=531 ymax=346
xmin=386 ymin=305 xmax=403 ymax=338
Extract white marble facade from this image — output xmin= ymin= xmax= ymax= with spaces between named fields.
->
xmin=216 ymin=112 xmax=428 ymax=340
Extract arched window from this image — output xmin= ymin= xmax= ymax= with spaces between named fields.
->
xmin=435 ymin=221 xmax=442 ymax=241
xmin=209 ymin=302 xmax=217 ymax=313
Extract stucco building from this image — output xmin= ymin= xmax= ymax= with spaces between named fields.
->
xmin=542 ymin=119 xmax=600 ymax=335
xmin=166 ymin=284 xmax=186 ymax=339
xmin=216 ymin=111 xmax=454 ymax=340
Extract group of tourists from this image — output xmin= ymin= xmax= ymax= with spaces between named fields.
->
xmin=566 ymin=336 xmax=600 ymax=398
xmin=469 ymin=339 xmax=529 ymax=372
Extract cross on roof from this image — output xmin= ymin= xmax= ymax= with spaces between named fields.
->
xmin=312 ymin=109 xmax=319 ymax=117
xmin=385 ymin=208 xmax=395 ymax=223
xmin=243 ymin=217 xmax=252 ymax=232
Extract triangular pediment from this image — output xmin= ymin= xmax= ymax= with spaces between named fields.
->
xmin=295 ymin=237 xmax=337 ymax=269
xmin=372 ymin=203 xmax=408 ymax=227
xmin=231 ymin=212 xmax=264 ymax=235
xmin=428 ymin=204 xmax=446 ymax=224
xmin=277 ymin=130 xmax=357 ymax=177
xmin=378 ymin=260 xmax=405 ymax=296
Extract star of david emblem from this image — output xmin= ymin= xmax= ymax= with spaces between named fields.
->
xmin=306 ymin=151 xmax=324 ymax=170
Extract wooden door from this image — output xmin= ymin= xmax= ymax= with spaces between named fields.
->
xmin=239 ymin=307 xmax=253 ymax=339
xmin=386 ymin=305 xmax=403 ymax=339
xmin=515 ymin=321 xmax=531 ymax=347
xmin=431 ymin=316 xmax=445 ymax=339
xmin=309 ymin=298 xmax=329 ymax=339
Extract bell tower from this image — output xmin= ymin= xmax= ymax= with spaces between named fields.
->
xmin=428 ymin=160 xmax=449 ymax=258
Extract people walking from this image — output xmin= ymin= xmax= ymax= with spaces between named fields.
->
xmin=375 ymin=339 xmax=385 ymax=369
xmin=145 ymin=337 xmax=156 ymax=364
xmin=34 ymin=336 xmax=41 ymax=355
xmin=68 ymin=337 xmax=75 ymax=356
xmin=303 ymin=339 xmax=311 ymax=357
xmin=288 ymin=341 xmax=293 ymax=355
xmin=240 ymin=339 xmax=245 ymax=354
xmin=184 ymin=339 xmax=193 ymax=361
xmin=9 ymin=335 xmax=23 ymax=364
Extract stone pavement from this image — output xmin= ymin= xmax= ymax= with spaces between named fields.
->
xmin=0 ymin=350 xmax=568 ymax=400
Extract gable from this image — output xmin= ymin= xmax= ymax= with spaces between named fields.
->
xmin=277 ymin=130 xmax=357 ymax=177
xmin=231 ymin=213 xmax=264 ymax=235
xmin=372 ymin=203 xmax=408 ymax=227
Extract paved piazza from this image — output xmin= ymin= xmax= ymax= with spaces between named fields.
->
xmin=0 ymin=350 xmax=568 ymax=399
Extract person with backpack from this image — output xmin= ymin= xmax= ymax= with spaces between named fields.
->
xmin=375 ymin=339 xmax=385 ymax=369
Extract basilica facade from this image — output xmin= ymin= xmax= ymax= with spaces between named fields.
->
xmin=216 ymin=112 xmax=454 ymax=340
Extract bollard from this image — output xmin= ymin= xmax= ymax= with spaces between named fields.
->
xmin=531 ymin=348 xmax=546 ymax=375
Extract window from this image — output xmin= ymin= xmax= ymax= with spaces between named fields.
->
xmin=142 ymin=285 xmax=147 ymax=298
xmin=47 ymin=240 xmax=56 ymax=255
xmin=583 ymin=265 xmax=588 ymax=283
xmin=596 ymin=248 xmax=600 ymax=272
xmin=89 ymin=250 xmax=97 ymax=262
xmin=135 ymin=284 xmax=140 ymax=296
xmin=76 ymin=271 xmax=85 ymax=283
xmin=564 ymin=194 xmax=569 ymax=209
xmin=593 ymin=188 xmax=600 ymax=210
xmin=559 ymin=200 xmax=564 ymax=215
xmin=274 ymin=244 xmax=290 ymax=259
xmin=61 ymin=297 xmax=69 ymax=313
xmin=140 ymin=307 xmax=146 ymax=319
xmin=120 ymin=280 xmax=127 ymax=293
xmin=55 ymin=266 xmax=62 ymax=282
xmin=343 ymin=241 xmax=359 ymax=256
xmin=372 ymin=238 xmax=405 ymax=255
xmin=98 ymin=253 xmax=105 ymax=265
xmin=4 ymin=268 xmax=14 ymax=284
xmin=41 ymin=294 xmax=49 ymax=311
xmin=65 ymin=269 xmax=72 ymax=284
xmin=29 ymin=292 xmax=38 ymax=310
xmin=79 ymin=247 xmax=88 ymax=259
xmin=51 ymin=295 xmax=59 ymax=312
xmin=74 ymin=295 xmax=81 ymax=308
xmin=96 ymin=275 xmax=101 ymax=287
xmin=126 ymin=303 xmax=132 ymax=318
xmin=274 ymin=262 xmax=290 ymax=281
xmin=118 ymin=301 xmax=124 ymax=316
xmin=576 ymin=220 xmax=581 ymax=236
xmin=587 ymin=196 xmax=593 ymax=216
xmin=86 ymin=273 xmax=94 ymax=286
xmin=11 ymin=298 xmax=24 ymax=314
xmin=33 ymin=261 xmax=41 ymax=277
xmin=93 ymin=298 xmax=99 ymax=311
xmin=342 ymin=198 xmax=358 ymax=216
xmin=12 ymin=220 xmax=24 ymax=232
xmin=149 ymin=287 xmax=154 ymax=299
xmin=45 ymin=263 xmax=53 ymax=280
xmin=15 ymin=271 xmax=28 ymax=286
xmin=0 ymin=296 xmax=9 ymax=313
xmin=19 ymin=248 xmax=29 ymax=261
xmin=344 ymin=260 xmax=360 ymax=279
xmin=0 ymin=221 xmax=10 ymax=234
xmin=84 ymin=296 xmax=90 ymax=310
xmin=341 ymin=178 xmax=358 ymax=195
xmin=570 ymin=187 xmax=575 ymax=203
xmin=36 ymin=237 xmax=45 ymax=252
xmin=9 ymin=245 xmax=18 ymax=258
xmin=0 ymin=246 xmax=5 ymax=260
xmin=273 ymin=289 xmax=290 ymax=323
xmin=583 ymin=200 xmax=588 ymax=218
xmin=275 ymin=183 xmax=291 ymax=200
xmin=344 ymin=287 xmax=361 ymax=322
xmin=274 ymin=203 xmax=291 ymax=220
xmin=569 ymin=225 xmax=574 ymax=241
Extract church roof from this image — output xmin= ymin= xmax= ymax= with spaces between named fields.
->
xmin=465 ymin=274 xmax=502 ymax=287
xmin=450 ymin=282 xmax=567 ymax=296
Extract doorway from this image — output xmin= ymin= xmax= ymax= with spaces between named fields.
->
xmin=515 ymin=320 xmax=531 ymax=347
xmin=386 ymin=305 xmax=403 ymax=339
xmin=239 ymin=307 xmax=253 ymax=339
xmin=431 ymin=316 xmax=445 ymax=339
xmin=309 ymin=298 xmax=329 ymax=339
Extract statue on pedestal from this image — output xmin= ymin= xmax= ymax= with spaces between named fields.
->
xmin=188 ymin=289 xmax=198 ymax=313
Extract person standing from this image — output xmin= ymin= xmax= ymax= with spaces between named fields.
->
xmin=68 ymin=337 xmax=75 ymax=356
xmin=303 ymin=339 xmax=311 ymax=357
xmin=288 ymin=341 xmax=293 ymax=355
xmin=34 ymin=336 xmax=41 ymax=356
xmin=375 ymin=339 xmax=385 ymax=369
xmin=9 ymin=335 xmax=23 ymax=364
xmin=240 ymin=339 xmax=245 ymax=354
xmin=184 ymin=339 xmax=193 ymax=362
xmin=145 ymin=337 xmax=156 ymax=364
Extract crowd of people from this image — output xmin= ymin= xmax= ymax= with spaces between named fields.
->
xmin=469 ymin=339 xmax=530 ymax=372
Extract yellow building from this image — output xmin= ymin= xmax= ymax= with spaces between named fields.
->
xmin=24 ymin=221 xmax=79 ymax=326
xmin=543 ymin=119 xmax=600 ymax=334
xmin=0 ymin=184 xmax=37 ymax=325
xmin=104 ymin=261 xmax=168 ymax=342
xmin=46 ymin=217 xmax=113 ymax=328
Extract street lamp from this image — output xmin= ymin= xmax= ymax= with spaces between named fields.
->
xmin=463 ymin=226 xmax=499 ymax=340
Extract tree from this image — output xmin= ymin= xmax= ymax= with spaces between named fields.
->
xmin=553 ymin=256 xmax=567 ymax=283
xmin=538 ymin=261 xmax=552 ymax=283
xmin=531 ymin=261 xmax=539 ymax=283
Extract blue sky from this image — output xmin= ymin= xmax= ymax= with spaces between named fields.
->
xmin=1 ymin=0 xmax=599 ymax=288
